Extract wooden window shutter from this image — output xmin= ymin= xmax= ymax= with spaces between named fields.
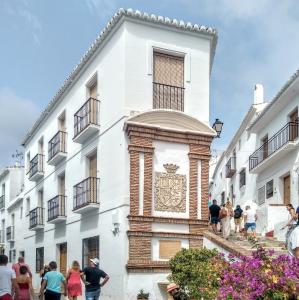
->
xmin=89 ymin=154 xmax=97 ymax=178
xmin=153 ymin=52 xmax=184 ymax=87
xmin=159 ymin=240 xmax=181 ymax=259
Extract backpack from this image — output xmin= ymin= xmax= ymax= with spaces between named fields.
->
xmin=234 ymin=209 xmax=242 ymax=219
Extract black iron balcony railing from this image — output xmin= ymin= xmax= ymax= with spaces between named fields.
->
xmin=226 ymin=157 xmax=236 ymax=178
xmin=74 ymin=97 xmax=100 ymax=138
xmin=6 ymin=226 xmax=14 ymax=241
xmin=0 ymin=195 xmax=4 ymax=209
xmin=0 ymin=229 xmax=4 ymax=243
xmin=48 ymin=131 xmax=67 ymax=161
xmin=29 ymin=207 xmax=44 ymax=229
xmin=73 ymin=177 xmax=99 ymax=210
xmin=249 ymin=120 xmax=299 ymax=171
xmin=28 ymin=154 xmax=44 ymax=178
xmin=153 ymin=82 xmax=185 ymax=111
xmin=47 ymin=195 xmax=66 ymax=222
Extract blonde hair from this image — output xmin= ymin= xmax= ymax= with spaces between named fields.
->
xmin=72 ymin=260 xmax=80 ymax=271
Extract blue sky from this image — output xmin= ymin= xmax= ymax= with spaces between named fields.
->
xmin=1 ymin=0 xmax=299 ymax=168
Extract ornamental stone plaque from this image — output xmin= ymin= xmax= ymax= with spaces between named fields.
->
xmin=154 ymin=164 xmax=186 ymax=212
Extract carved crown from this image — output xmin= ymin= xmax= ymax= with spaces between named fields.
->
xmin=163 ymin=163 xmax=179 ymax=174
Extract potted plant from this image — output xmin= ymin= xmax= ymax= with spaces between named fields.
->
xmin=137 ymin=289 xmax=149 ymax=300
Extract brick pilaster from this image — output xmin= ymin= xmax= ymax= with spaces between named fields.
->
xmin=189 ymin=158 xmax=198 ymax=219
xmin=143 ymin=153 xmax=153 ymax=216
xmin=129 ymin=151 xmax=139 ymax=215
xmin=201 ymin=159 xmax=209 ymax=220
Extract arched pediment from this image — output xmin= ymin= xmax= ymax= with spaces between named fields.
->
xmin=125 ymin=109 xmax=216 ymax=136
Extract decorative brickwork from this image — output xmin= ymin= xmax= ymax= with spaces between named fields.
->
xmin=129 ymin=151 xmax=139 ymax=215
xmin=143 ymin=153 xmax=153 ymax=215
xmin=201 ymin=160 xmax=210 ymax=220
xmin=126 ymin=118 xmax=213 ymax=272
xmin=129 ymin=236 xmax=151 ymax=260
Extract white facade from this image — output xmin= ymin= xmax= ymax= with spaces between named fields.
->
xmin=249 ymin=70 xmax=299 ymax=236
xmin=0 ymin=166 xmax=24 ymax=258
xmin=14 ymin=9 xmax=217 ymax=300
xmin=210 ymin=87 xmax=267 ymax=210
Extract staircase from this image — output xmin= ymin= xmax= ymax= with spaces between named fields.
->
xmin=227 ymin=232 xmax=288 ymax=256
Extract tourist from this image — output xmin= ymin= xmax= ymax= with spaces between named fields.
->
xmin=296 ymin=205 xmax=299 ymax=225
xmin=209 ymin=199 xmax=221 ymax=234
xmin=12 ymin=257 xmax=32 ymax=278
xmin=82 ymin=258 xmax=109 ymax=300
xmin=0 ymin=254 xmax=19 ymax=300
xmin=16 ymin=266 xmax=34 ymax=300
xmin=66 ymin=261 xmax=83 ymax=300
xmin=234 ymin=205 xmax=243 ymax=233
xmin=166 ymin=283 xmax=188 ymax=300
xmin=40 ymin=261 xmax=67 ymax=300
xmin=220 ymin=203 xmax=231 ymax=239
xmin=288 ymin=225 xmax=299 ymax=258
xmin=244 ymin=205 xmax=257 ymax=238
xmin=281 ymin=204 xmax=297 ymax=249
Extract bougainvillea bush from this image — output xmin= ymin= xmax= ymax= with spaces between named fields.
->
xmin=169 ymin=247 xmax=299 ymax=300
xmin=218 ymin=247 xmax=299 ymax=300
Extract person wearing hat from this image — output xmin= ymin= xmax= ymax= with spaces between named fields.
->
xmin=167 ymin=283 xmax=188 ymax=300
xmin=82 ymin=258 xmax=109 ymax=300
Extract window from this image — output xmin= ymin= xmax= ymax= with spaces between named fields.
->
xmin=9 ymin=249 xmax=16 ymax=263
xmin=19 ymin=251 xmax=25 ymax=259
xmin=38 ymin=189 xmax=44 ymax=208
xmin=58 ymin=111 xmax=66 ymax=131
xmin=266 ymin=180 xmax=274 ymax=199
xmin=153 ymin=51 xmax=184 ymax=111
xmin=36 ymin=247 xmax=44 ymax=272
xmin=238 ymin=138 xmax=241 ymax=150
xmin=221 ymin=192 xmax=225 ymax=205
xmin=220 ymin=172 xmax=222 ymax=179
xmin=20 ymin=206 xmax=23 ymax=219
xmin=159 ymin=240 xmax=181 ymax=259
xmin=38 ymin=137 xmax=44 ymax=155
xmin=26 ymin=198 xmax=30 ymax=215
xmin=82 ymin=236 xmax=99 ymax=268
xmin=26 ymin=152 xmax=30 ymax=173
xmin=261 ymin=135 xmax=268 ymax=159
xmin=239 ymin=169 xmax=246 ymax=188
xmin=258 ymin=186 xmax=265 ymax=205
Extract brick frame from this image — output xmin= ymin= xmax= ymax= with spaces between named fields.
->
xmin=126 ymin=123 xmax=213 ymax=272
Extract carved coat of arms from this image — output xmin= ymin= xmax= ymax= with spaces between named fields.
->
xmin=154 ymin=164 xmax=186 ymax=212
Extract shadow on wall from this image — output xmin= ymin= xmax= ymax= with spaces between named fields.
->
xmin=80 ymin=211 xmax=99 ymax=232
xmin=54 ymin=223 xmax=66 ymax=239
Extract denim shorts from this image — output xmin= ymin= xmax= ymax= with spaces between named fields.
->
xmin=245 ymin=222 xmax=256 ymax=231
xmin=211 ymin=216 xmax=219 ymax=224
xmin=85 ymin=289 xmax=101 ymax=300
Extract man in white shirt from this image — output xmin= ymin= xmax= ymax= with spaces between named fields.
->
xmin=244 ymin=206 xmax=257 ymax=238
xmin=0 ymin=255 xmax=19 ymax=300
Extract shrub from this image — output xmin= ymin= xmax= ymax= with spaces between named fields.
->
xmin=169 ymin=248 xmax=226 ymax=300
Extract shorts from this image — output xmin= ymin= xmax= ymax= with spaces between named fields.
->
xmin=211 ymin=216 xmax=219 ymax=224
xmin=234 ymin=218 xmax=241 ymax=225
xmin=245 ymin=222 xmax=256 ymax=232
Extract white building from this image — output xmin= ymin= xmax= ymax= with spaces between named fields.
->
xmin=19 ymin=9 xmax=217 ymax=300
xmin=210 ymin=85 xmax=267 ymax=209
xmin=0 ymin=166 xmax=24 ymax=258
xmin=249 ymin=69 xmax=299 ymax=238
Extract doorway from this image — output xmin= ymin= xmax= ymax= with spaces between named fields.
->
xmin=59 ymin=243 xmax=67 ymax=276
xmin=289 ymin=109 xmax=298 ymax=140
xmin=283 ymin=175 xmax=290 ymax=205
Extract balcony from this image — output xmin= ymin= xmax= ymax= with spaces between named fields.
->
xmin=28 ymin=154 xmax=44 ymax=181
xmin=0 ymin=195 xmax=4 ymax=210
xmin=47 ymin=195 xmax=66 ymax=224
xmin=249 ymin=120 xmax=299 ymax=173
xmin=73 ymin=177 xmax=100 ymax=213
xmin=0 ymin=230 xmax=4 ymax=244
xmin=6 ymin=226 xmax=14 ymax=242
xmin=29 ymin=207 xmax=44 ymax=230
xmin=48 ymin=131 xmax=67 ymax=166
xmin=153 ymin=82 xmax=185 ymax=111
xmin=226 ymin=157 xmax=236 ymax=178
xmin=73 ymin=98 xmax=100 ymax=144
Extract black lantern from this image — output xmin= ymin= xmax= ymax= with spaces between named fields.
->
xmin=212 ymin=118 xmax=223 ymax=138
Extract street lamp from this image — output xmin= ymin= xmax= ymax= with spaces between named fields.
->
xmin=212 ymin=118 xmax=224 ymax=138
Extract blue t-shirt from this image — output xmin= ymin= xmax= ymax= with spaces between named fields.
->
xmin=44 ymin=271 xmax=65 ymax=293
